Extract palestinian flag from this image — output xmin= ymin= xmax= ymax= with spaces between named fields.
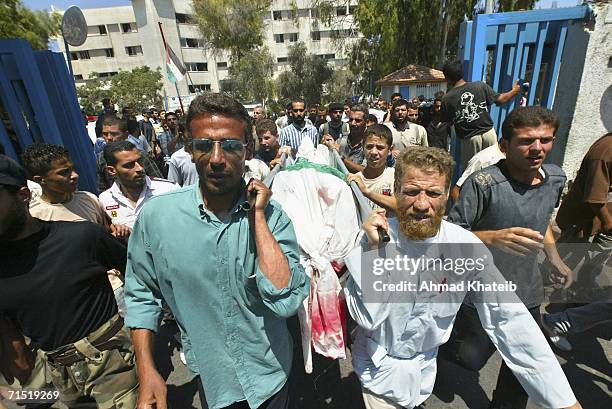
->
xmin=165 ymin=43 xmax=186 ymax=83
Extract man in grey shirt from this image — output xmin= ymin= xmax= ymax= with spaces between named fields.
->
xmin=446 ymin=106 xmax=573 ymax=409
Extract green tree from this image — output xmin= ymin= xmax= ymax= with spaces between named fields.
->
xmin=109 ymin=67 xmax=163 ymax=111
xmin=277 ymin=42 xmax=333 ymax=105
xmin=0 ymin=0 xmax=61 ymax=50
xmin=496 ymin=0 xmax=536 ymax=12
xmin=191 ymin=0 xmax=272 ymax=59
xmin=325 ymin=69 xmax=355 ymax=103
xmin=227 ymin=47 xmax=275 ymax=102
xmin=76 ymin=67 xmax=163 ymax=114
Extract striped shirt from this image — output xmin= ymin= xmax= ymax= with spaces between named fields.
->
xmin=279 ymin=123 xmax=319 ymax=154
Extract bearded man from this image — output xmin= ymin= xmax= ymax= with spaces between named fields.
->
xmin=342 ymin=147 xmax=581 ymax=409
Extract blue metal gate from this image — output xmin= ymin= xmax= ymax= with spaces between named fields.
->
xmin=458 ymin=6 xmax=591 ymax=136
xmin=0 ymin=39 xmax=97 ymax=192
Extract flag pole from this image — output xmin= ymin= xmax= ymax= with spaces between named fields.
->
xmin=158 ymin=22 xmax=185 ymax=114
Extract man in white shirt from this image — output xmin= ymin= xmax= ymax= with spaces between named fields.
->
xmin=99 ymin=141 xmax=178 ymax=230
xmin=344 ymin=146 xmax=581 ymax=409
xmin=384 ymin=100 xmax=428 ymax=161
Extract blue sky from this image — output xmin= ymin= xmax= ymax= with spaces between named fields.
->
xmin=25 ymin=0 xmax=582 ymax=11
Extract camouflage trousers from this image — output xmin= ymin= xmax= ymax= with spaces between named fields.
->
xmin=42 ymin=314 xmax=139 ymax=409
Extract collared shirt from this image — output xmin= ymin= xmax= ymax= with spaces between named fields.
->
xmin=384 ymin=121 xmax=428 ymax=151
xmin=98 ymin=176 xmax=178 ymax=228
xmin=128 ymin=134 xmax=152 ymax=155
xmin=157 ymin=130 xmax=185 ymax=157
xmin=279 ymin=122 xmax=319 ymax=155
xmin=124 ymin=184 xmax=309 ymax=409
xmin=344 ymin=218 xmax=576 ymax=408
xmin=167 ymin=148 xmax=198 ymax=186
xmin=337 ymin=135 xmax=365 ymax=166
xmin=96 ymin=152 xmax=163 ymax=193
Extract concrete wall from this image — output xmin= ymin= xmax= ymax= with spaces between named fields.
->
xmin=550 ymin=2 xmax=612 ymax=180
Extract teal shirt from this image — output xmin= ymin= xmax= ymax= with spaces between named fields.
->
xmin=124 ymin=184 xmax=309 ymax=409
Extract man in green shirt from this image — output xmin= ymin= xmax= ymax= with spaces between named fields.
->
xmin=125 ymin=94 xmax=309 ymax=409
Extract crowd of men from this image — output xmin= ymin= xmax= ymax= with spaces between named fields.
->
xmin=1 ymin=59 xmax=610 ymax=409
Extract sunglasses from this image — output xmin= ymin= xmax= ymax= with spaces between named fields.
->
xmin=191 ymin=139 xmax=247 ymax=156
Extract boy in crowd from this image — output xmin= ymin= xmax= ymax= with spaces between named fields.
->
xmin=347 ymin=124 xmax=397 ymax=213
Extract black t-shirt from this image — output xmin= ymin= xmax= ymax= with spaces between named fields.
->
xmin=442 ymin=81 xmax=499 ymax=139
xmin=0 ymin=220 xmax=126 ymax=350
xmin=426 ymin=116 xmax=451 ymax=149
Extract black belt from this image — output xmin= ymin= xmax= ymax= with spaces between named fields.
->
xmin=45 ymin=316 xmax=124 ymax=366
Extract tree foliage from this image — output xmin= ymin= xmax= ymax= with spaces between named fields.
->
xmin=0 ymin=0 xmax=61 ymax=50
xmin=497 ymin=0 xmax=536 ymax=12
xmin=227 ymin=47 xmax=275 ymax=102
xmin=191 ymin=0 xmax=272 ymax=59
xmin=276 ymin=42 xmax=333 ymax=106
xmin=325 ymin=69 xmax=355 ymax=103
xmin=76 ymin=67 xmax=163 ymax=114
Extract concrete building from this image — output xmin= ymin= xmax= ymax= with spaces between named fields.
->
xmin=55 ymin=0 xmax=360 ymax=103
xmin=55 ymin=6 xmax=145 ymax=85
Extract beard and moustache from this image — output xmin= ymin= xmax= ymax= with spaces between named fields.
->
xmin=397 ymin=203 xmax=445 ymax=241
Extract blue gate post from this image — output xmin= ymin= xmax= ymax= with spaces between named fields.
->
xmin=0 ymin=39 xmax=97 ymax=192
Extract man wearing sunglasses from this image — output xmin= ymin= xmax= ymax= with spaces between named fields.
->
xmin=125 ymin=93 xmax=309 ymax=409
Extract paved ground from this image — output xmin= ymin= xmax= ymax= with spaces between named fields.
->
xmin=156 ymin=311 xmax=611 ymax=409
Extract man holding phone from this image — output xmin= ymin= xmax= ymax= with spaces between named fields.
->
xmin=125 ymin=93 xmax=309 ymax=409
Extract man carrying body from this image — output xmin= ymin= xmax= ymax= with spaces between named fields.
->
xmin=279 ymin=99 xmax=319 ymax=155
xmin=323 ymin=103 xmax=370 ymax=174
xmin=0 ymin=155 xmax=139 ymax=408
xmin=446 ymin=106 xmax=573 ymax=409
xmin=124 ymin=93 xmax=309 ymax=409
xmin=97 ymin=116 xmax=163 ymax=192
xmin=319 ymin=102 xmax=350 ymax=142
xmin=99 ymin=141 xmax=177 ymax=230
xmin=344 ymin=147 xmax=581 ymax=409
xmin=384 ymin=99 xmax=428 ymax=159
xmin=441 ymin=60 xmax=520 ymax=168
xmin=254 ymin=119 xmax=291 ymax=168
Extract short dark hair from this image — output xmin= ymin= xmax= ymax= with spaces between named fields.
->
xmin=363 ymin=124 xmax=393 ymax=147
xmin=255 ymin=119 xmax=278 ymax=137
xmin=391 ymin=99 xmax=409 ymax=111
xmin=21 ymin=143 xmax=71 ymax=178
xmin=343 ymin=99 xmax=353 ymax=108
xmin=390 ymin=92 xmax=402 ymax=100
xmin=102 ymin=98 xmax=111 ymax=106
xmin=186 ymin=93 xmax=253 ymax=145
xmin=102 ymin=115 xmax=128 ymax=132
xmin=126 ymin=119 xmax=140 ymax=135
xmin=104 ymin=140 xmax=138 ymax=166
xmin=434 ymin=97 xmax=442 ymax=104
xmin=165 ymin=111 xmax=178 ymax=119
xmin=351 ymin=103 xmax=369 ymax=117
xmin=442 ymin=60 xmax=464 ymax=83
xmin=291 ymin=98 xmax=305 ymax=107
xmin=501 ymin=106 xmax=560 ymax=141
xmin=366 ymin=114 xmax=378 ymax=124
xmin=407 ymin=102 xmax=420 ymax=110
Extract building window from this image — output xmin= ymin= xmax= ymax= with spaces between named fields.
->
xmin=289 ymin=33 xmax=298 ymax=42
xmin=78 ymin=51 xmax=90 ymax=60
xmin=274 ymin=34 xmax=284 ymax=43
xmin=74 ymin=74 xmax=83 ymax=80
xmin=311 ymin=31 xmax=320 ymax=41
xmin=105 ymin=48 xmax=114 ymax=58
xmin=98 ymin=25 xmax=107 ymax=35
xmin=273 ymin=10 xmax=282 ymax=20
xmin=336 ymin=6 xmax=347 ymax=16
xmin=125 ymin=46 xmax=143 ymax=56
xmin=98 ymin=72 xmax=118 ymax=78
xmin=176 ymin=13 xmax=194 ymax=24
xmin=189 ymin=84 xmax=211 ymax=93
xmin=217 ymin=61 xmax=228 ymax=69
xmin=311 ymin=8 xmax=319 ymax=18
xmin=319 ymin=53 xmax=335 ymax=60
xmin=286 ymin=10 xmax=294 ymax=19
xmin=70 ymin=52 xmax=79 ymax=60
xmin=349 ymin=6 xmax=357 ymax=15
xmin=186 ymin=62 xmax=208 ymax=72
xmin=180 ymin=38 xmax=203 ymax=48
xmin=121 ymin=23 xmax=137 ymax=33
xmin=277 ymin=57 xmax=288 ymax=63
